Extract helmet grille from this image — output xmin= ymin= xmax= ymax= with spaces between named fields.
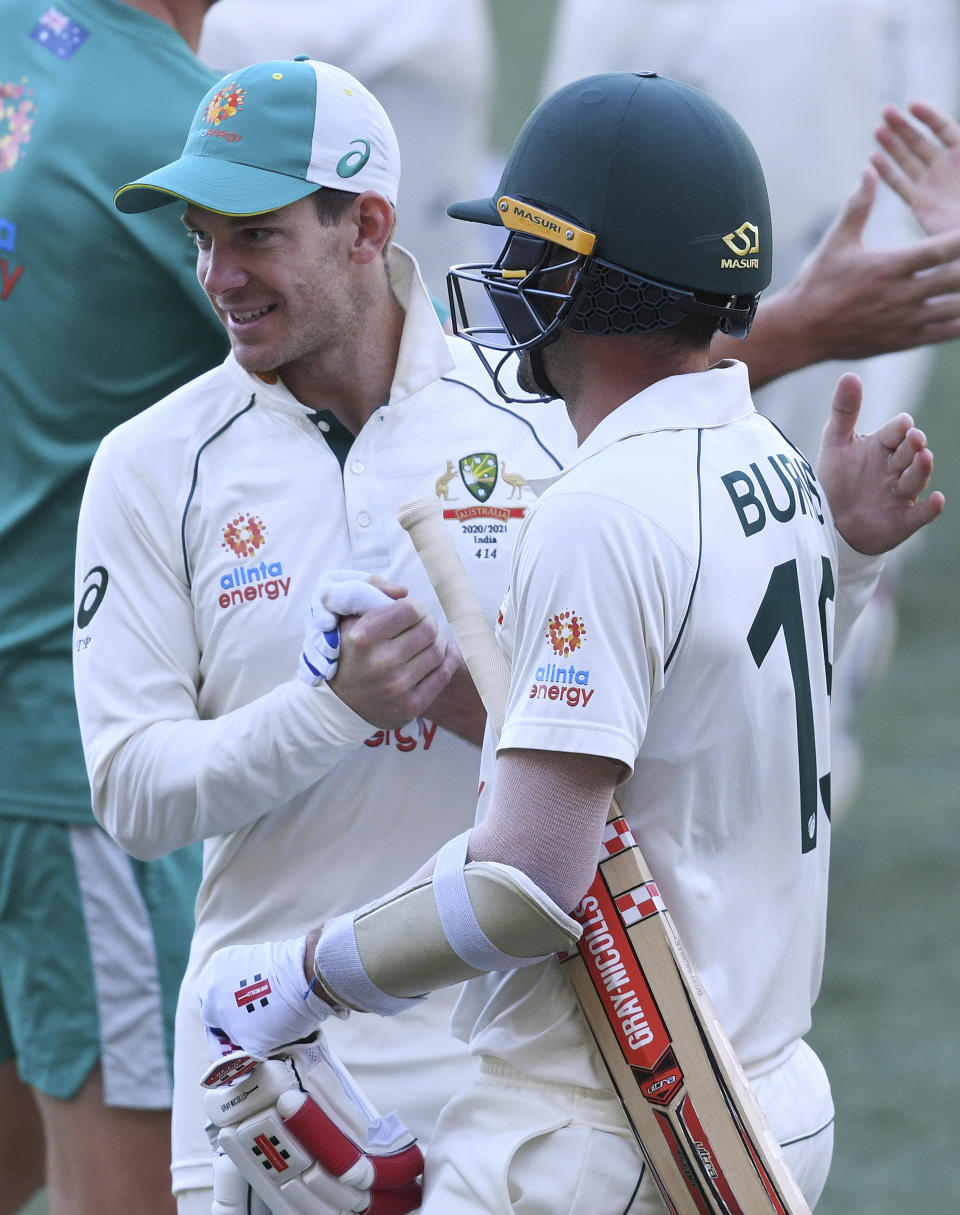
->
xmin=566 ymin=262 xmax=692 ymax=335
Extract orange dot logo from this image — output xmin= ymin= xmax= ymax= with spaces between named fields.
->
xmin=206 ymin=84 xmax=245 ymax=126
xmin=546 ymin=610 xmax=586 ymax=657
xmin=221 ymin=513 xmax=267 ymax=559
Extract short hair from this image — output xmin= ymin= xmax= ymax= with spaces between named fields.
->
xmin=311 ymin=187 xmax=397 ymax=260
xmin=313 ymin=186 xmax=359 ymax=226
xmin=656 ymin=309 xmax=727 ymax=352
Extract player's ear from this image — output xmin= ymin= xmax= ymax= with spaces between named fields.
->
xmin=348 ymin=191 xmax=395 ymax=264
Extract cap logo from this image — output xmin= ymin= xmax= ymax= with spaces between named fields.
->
xmin=205 ymin=84 xmax=245 ymax=128
xmin=337 ymin=139 xmax=371 ymax=179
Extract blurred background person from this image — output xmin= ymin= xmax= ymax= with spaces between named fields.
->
xmin=0 ymin=1 xmax=227 ymax=1211
xmin=197 ymin=0 xmax=496 ymax=303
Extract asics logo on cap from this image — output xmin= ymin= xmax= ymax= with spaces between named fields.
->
xmin=337 ymin=139 xmax=371 ymax=179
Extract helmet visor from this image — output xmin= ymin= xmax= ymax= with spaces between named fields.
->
xmin=447 ymin=232 xmax=585 ymax=353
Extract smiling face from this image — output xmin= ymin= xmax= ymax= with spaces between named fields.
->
xmin=183 ymin=194 xmax=363 ymax=386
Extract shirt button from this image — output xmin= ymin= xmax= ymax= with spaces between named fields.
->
xmin=357 ymin=511 xmax=371 ymax=527
xmin=350 ymin=459 xmax=365 ymax=475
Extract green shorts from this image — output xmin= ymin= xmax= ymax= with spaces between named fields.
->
xmin=0 ymin=817 xmax=200 ymax=1105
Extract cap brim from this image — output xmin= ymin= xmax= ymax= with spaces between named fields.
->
xmin=114 ymin=155 xmax=320 ymax=216
xmin=446 ymin=195 xmax=502 ymax=225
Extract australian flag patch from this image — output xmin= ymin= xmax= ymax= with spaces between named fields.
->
xmin=31 ymin=7 xmax=90 ymax=60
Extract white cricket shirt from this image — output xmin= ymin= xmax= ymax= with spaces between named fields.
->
xmin=455 ymin=360 xmax=881 ymax=1101
xmin=73 ymin=248 xmax=575 ymax=1189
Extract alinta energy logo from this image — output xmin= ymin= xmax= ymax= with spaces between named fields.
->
xmin=217 ymin=512 xmax=291 ymax=611
xmin=531 ymin=609 xmax=594 ymax=709
xmin=206 ymin=84 xmax=245 ymax=125
xmin=222 ymin=512 xmax=266 ymax=558
xmin=546 ymin=609 xmax=586 ymax=657
xmin=200 ymin=84 xmax=246 ymax=143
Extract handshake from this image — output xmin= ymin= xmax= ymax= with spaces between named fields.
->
xmin=297 ymin=570 xmax=394 ymax=687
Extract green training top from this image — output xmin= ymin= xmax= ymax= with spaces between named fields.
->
xmin=0 ymin=0 xmax=228 ymax=822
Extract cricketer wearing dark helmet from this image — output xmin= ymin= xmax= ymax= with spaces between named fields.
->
xmin=196 ymin=73 xmax=943 ymax=1214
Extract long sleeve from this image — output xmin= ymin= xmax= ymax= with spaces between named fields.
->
xmin=73 ymin=419 xmax=372 ymax=861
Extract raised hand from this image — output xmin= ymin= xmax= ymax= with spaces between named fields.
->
xmin=816 ymin=372 xmax=945 ymax=556
xmin=298 ymin=568 xmax=460 ymax=729
xmin=718 ymin=166 xmax=960 ymax=388
xmin=872 ymin=101 xmax=960 ymax=237
xmin=331 ymin=593 xmax=460 ymax=729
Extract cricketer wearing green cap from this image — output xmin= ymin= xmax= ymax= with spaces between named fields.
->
xmin=115 ymin=56 xmax=401 ymax=216
xmin=74 ymin=53 xmax=575 ymax=1215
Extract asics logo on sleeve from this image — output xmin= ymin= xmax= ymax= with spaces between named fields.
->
xmin=77 ymin=566 xmax=109 ymax=630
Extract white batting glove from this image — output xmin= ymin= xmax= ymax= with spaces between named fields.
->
xmin=202 ymin=1036 xmax=423 ymax=1215
xmin=298 ymin=570 xmax=393 ymax=686
xmin=198 ymin=936 xmax=337 ymax=1062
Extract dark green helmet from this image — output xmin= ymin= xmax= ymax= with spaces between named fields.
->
xmin=446 ymin=72 xmax=772 ymax=395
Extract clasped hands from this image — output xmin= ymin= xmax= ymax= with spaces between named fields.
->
xmin=298 ymin=568 xmax=460 ymax=729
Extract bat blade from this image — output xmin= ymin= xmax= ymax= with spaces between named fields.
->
xmin=397 ymin=494 xmax=811 ymax=1215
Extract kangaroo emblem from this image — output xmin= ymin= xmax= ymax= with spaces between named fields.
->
xmin=435 ymin=460 xmax=458 ymax=500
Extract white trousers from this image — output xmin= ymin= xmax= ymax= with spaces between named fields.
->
xmin=422 ymin=1041 xmax=834 ymax=1215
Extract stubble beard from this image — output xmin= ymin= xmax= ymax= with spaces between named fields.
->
xmin=516 ymin=350 xmax=539 ymax=395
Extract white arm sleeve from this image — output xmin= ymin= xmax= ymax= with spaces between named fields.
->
xmin=467 ymin=748 xmax=622 ymax=914
xmin=89 ymin=682 xmax=373 ymax=860
xmin=73 ymin=441 xmax=373 ymax=861
xmin=833 ymin=533 xmax=885 ymax=659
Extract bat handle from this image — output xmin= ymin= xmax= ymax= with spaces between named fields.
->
xmin=398 ymin=494 xmax=510 ymax=734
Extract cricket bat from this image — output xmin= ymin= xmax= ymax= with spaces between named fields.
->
xmin=397 ymin=493 xmax=812 ymax=1215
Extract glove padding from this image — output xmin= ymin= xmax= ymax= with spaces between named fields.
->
xmin=298 ymin=570 xmax=393 ymax=686
xmin=202 ymin=1035 xmax=423 ymax=1215
xmin=199 ymin=935 xmax=336 ymax=1062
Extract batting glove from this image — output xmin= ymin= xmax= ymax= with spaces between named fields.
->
xmin=298 ymin=570 xmax=392 ymax=686
xmin=202 ymin=1035 xmax=423 ymax=1215
xmin=198 ymin=936 xmax=338 ymax=1063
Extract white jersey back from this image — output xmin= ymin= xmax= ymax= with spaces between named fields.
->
xmin=457 ymin=361 xmax=844 ymax=1088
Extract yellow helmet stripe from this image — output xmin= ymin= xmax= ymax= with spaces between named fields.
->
xmin=496 ymin=196 xmax=596 ymax=256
